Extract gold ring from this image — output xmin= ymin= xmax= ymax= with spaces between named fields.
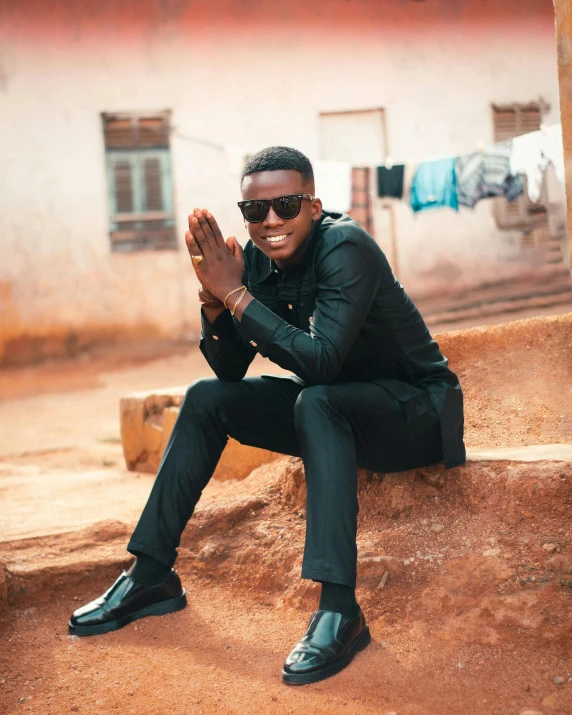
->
xmin=191 ymin=254 xmax=204 ymax=266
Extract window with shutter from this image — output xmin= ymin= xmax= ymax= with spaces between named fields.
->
xmin=102 ymin=112 xmax=177 ymax=252
xmin=491 ymin=103 xmax=548 ymax=233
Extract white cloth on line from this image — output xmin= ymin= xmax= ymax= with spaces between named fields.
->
xmin=509 ymin=124 xmax=564 ymax=202
xmin=544 ymin=123 xmax=565 ymax=184
xmin=313 ymin=161 xmax=352 ymax=213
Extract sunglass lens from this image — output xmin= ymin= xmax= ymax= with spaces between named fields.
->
xmin=242 ymin=200 xmax=269 ymax=223
xmin=274 ymin=195 xmax=302 ymax=219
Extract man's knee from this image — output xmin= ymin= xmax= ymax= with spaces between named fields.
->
xmin=182 ymin=377 xmax=234 ymax=416
xmin=294 ymin=385 xmax=334 ymax=429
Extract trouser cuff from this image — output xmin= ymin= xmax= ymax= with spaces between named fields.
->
xmin=301 ymin=561 xmax=357 ymax=589
xmin=127 ymin=538 xmax=177 ymax=569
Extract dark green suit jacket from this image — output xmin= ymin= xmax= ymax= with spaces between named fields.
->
xmin=200 ymin=211 xmax=465 ymax=469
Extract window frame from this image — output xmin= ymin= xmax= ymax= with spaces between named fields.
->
xmin=102 ymin=111 xmax=178 ymax=253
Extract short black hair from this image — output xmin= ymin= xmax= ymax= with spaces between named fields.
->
xmin=241 ymin=146 xmax=314 ymax=185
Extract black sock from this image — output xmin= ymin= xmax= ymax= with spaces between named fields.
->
xmin=127 ymin=552 xmax=171 ymax=587
xmin=319 ymin=582 xmax=358 ymax=619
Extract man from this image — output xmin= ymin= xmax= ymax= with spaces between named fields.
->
xmin=69 ymin=146 xmax=465 ymax=685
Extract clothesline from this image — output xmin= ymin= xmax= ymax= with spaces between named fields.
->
xmin=380 ymin=123 xmax=551 ymax=169
xmin=314 ymin=123 xmax=564 ymax=215
xmin=374 ymin=123 xmax=564 ymax=214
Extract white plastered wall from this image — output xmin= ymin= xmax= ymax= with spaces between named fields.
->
xmin=0 ymin=0 xmax=561 ymax=360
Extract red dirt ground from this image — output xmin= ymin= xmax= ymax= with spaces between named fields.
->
xmin=1 ymin=314 xmax=571 ymax=715
xmin=2 ymin=452 xmax=572 ymax=715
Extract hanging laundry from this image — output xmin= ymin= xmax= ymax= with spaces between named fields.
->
xmin=376 ymin=164 xmax=405 ymax=198
xmin=313 ymin=161 xmax=352 ymax=213
xmin=454 ymin=153 xmax=482 ymax=208
xmin=455 ymin=141 xmax=524 ymax=208
xmin=482 ymin=141 xmax=525 ymax=201
xmin=543 ymin=124 xmax=565 ymax=184
xmin=509 ymin=125 xmax=563 ymax=203
xmin=402 ymin=163 xmax=418 ymax=203
xmin=409 ymin=158 xmax=458 ymax=213
xmin=509 ymin=131 xmax=545 ymax=202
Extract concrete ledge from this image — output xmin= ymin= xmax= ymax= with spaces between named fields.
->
xmin=119 ymin=386 xmax=280 ymax=478
xmin=468 ymin=444 xmax=572 ymax=462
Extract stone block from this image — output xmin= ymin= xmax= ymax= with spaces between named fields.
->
xmin=120 ymin=386 xmax=280 ymax=479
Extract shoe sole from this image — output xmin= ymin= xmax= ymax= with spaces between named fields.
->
xmin=68 ymin=590 xmax=187 ymax=637
xmin=281 ymin=625 xmax=372 ymax=686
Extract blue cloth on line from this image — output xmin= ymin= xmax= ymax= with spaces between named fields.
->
xmin=409 ymin=158 xmax=459 ymax=213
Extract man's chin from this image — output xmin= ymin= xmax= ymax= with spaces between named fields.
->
xmin=256 ymin=239 xmax=292 ymax=259
xmin=252 ymin=231 xmax=312 ymax=267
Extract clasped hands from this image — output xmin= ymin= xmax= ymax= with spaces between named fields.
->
xmin=185 ymin=209 xmax=245 ymax=309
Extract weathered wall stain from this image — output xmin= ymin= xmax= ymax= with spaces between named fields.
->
xmin=1 ymin=324 xmax=167 ymax=366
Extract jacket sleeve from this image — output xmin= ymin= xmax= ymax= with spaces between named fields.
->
xmin=238 ymin=238 xmax=383 ymax=385
xmin=199 ymin=308 xmax=257 ymax=381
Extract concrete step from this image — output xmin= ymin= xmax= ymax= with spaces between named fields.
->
xmin=417 ymin=273 xmax=572 ymax=326
xmin=426 ymin=288 xmax=572 ymax=328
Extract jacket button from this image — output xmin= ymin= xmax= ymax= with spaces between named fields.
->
xmin=250 ymin=340 xmax=258 ymax=347
xmin=212 ymin=335 xmax=219 ymax=341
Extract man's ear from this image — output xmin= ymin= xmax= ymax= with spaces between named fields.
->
xmin=311 ymin=197 xmax=323 ymax=221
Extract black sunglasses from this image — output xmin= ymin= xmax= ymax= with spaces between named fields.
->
xmin=237 ymin=194 xmax=314 ymax=223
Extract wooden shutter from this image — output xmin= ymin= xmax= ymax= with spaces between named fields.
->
xmin=105 ymin=119 xmax=137 ymax=149
xmin=493 ymin=191 xmax=532 ymax=229
xmin=493 ymin=109 xmax=519 ymax=142
xmin=143 ymin=158 xmax=163 ymax=211
xmin=138 ymin=117 xmax=169 ymax=148
xmin=103 ymin=114 xmax=170 ymax=149
xmin=493 ymin=104 xmax=541 ymax=142
xmin=113 ymin=160 xmax=134 ymax=213
xmin=519 ymin=108 xmax=542 ymax=135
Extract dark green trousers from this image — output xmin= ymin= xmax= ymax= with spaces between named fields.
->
xmin=128 ymin=375 xmax=443 ymax=587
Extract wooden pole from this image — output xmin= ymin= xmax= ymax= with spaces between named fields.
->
xmin=554 ymin=0 xmax=572 ymax=272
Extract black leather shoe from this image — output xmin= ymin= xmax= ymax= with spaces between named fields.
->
xmin=68 ymin=569 xmax=187 ymax=636
xmin=282 ymin=606 xmax=371 ymax=685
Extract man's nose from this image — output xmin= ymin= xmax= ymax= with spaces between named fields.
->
xmin=263 ymin=205 xmax=285 ymax=228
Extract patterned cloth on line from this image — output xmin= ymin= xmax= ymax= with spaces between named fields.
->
xmin=455 ymin=141 xmax=524 ymax=209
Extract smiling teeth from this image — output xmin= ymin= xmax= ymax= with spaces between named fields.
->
xmin=265 ymin=234 xmax=288 ymax=243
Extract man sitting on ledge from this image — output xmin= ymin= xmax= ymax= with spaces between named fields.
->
xmin=69 ymin=146 xmax=465 ymax=685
